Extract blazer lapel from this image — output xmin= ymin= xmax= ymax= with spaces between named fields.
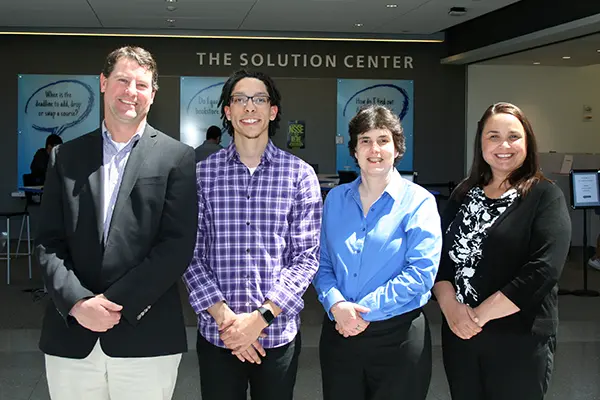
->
xmin=85 ymin=130 xmax=105 ymax=245
xmin=105 ymin=125 xmax=158 ymax=243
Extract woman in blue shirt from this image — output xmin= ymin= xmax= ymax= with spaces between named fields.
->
xmin=313 ymin=105 xmax=442 ymax=400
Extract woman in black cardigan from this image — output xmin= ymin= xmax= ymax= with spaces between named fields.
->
xmin=432 ymin=102 xmax=571 ymax=400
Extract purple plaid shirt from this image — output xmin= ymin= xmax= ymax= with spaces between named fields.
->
xmin=184 ymin=141 xmax=322 ymax=348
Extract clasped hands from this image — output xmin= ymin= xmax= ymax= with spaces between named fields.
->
xmin=330 ymin=301 xmax=371 ymax=338
xmin=70 ymin=294 xmax=123 ymax=332
xmin=443 ymin=300 xmax=488 ymax=340
xmin=218 ymin=306 xmax=269 ymax=365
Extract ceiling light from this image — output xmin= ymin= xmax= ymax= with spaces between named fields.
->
xmin=448 ymin=7 xmax=467 ymax=16
xmin=354 ymin=23 xmax=363 ymax=27
xmin=562 ymin=56 xmax=571 ymax=60
xmin=533 ymin=62 xmax=541 ymax=65
xmin=386 ymin=4 xmax=398 ymax=8
xmin=597 ymin=49 xmax=600 ymax=53
xmin=165 ymin=0 xmax=177 ymax=2
xmin=166 ymin=18 xmax=175 ymax=23
xmin=166 ymin=5 xmax=177 ymax=11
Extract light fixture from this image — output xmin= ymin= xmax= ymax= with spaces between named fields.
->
xmin=166 ymin=5 xmax=177 ymax=11
xmin=597 ymin=49 xmax=600 ymax=53
xmin=562 ymin=56 xmax=571 ymax=60
xmin=165 ymin=0 xmax=177 ymax=2
xmin=354 ymin=23 xmax=363 ymax=27
xmin=166 ymin=18 xmax=175 ymax=24
xmin=386 ymin=4 xmax=398 ymax=8
xmin=533 ymin=62 xmax=541 ymax=65
xmin=448 ymin=7 xmax=467 ymax=16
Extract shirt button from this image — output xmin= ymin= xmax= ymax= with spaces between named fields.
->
xmin=246 ymin=248 xmax=250 ymax=253
xmin=246 ymin=302 xmax=250 ymax=306
xmin=353 ymin=273 xmax=357 ymax=277
xmin=247 ymin=195 xmax=251 ymax=199
xmin=246 ymin=222 xmax=250 ymax=226
xmin=362 ymin=228 xmax=366 ymax=231
xmin=357 ymin=250 xmax=361 ymax=253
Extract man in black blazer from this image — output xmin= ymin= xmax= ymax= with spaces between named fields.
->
xmin=36 ymin=46 xmax=197 ymax=400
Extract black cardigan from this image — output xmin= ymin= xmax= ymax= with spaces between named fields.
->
xmin=436 ymin=179 xmax=572 ymax=337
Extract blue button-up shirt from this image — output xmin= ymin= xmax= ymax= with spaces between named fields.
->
xmin=102 ymin=121 xmax=144 ymax=241
xmin=313 ymin=171 xmax=442 ymax=322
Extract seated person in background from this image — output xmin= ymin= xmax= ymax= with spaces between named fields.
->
xmin=30 ymin=133 xmax=63 ymax=184
xmin=194 ymin=125 xmax=223 ymax=162
xmin=588 ymin=209 xmax=600 ymax=271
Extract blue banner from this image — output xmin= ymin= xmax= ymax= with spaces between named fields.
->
xmin=180 ymin=77 xmax=231 ymax=149
xmin=336 ymin=79 xmax=414 ymax=173
xmin=18 ymin=74 xmax=100 ymax=187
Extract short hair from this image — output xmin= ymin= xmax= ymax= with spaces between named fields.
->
xmin=102 ymin=46 xmax=159 ymax=91
xmin=206 ymin=125 xmax=222 ymax=140
xmin=348 ymin=105 xmax=406 ymax=165
xmin=218 ymin=69 xmax=282 ymax=137
xmin=45 ymin=134 xmax=63 ymax=148
xmin=454 ymin=102 xmax=544 ymax=200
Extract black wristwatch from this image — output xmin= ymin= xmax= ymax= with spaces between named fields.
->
xmin=257 ymin=306 xmax=275 ymax=326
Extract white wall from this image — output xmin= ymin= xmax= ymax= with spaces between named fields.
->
xmin=467 ymin=64 xmax=600 ymax=169
xmin=467 ymin=64 xmax=600 ymax=247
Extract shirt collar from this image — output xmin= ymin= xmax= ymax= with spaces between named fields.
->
xmin=345 ymin=169 xmax=404 ymax=201
xmin=102 ymin=120 xmax=146 ymax=145
xmin=225 ymin=139 xmax=277 ymax=165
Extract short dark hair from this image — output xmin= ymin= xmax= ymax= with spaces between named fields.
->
xmin=348 ymin=105 xmax=406 ymax=165
xmin=218 ymin=69 xmax=282 ymax=137
xmin=45 ymin=134 xmax=63 ymax=148
xmin=454 ymin=102 xmax=545 ymax=200
xmin=102 ymin=46 xmax=159 ymax=91
xmin=206 ymin=125 xmax=222 ymax=140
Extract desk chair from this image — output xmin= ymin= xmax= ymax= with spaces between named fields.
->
xmin=0 ymin=174 xmax=35 ymax=284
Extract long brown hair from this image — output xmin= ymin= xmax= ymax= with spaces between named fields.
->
xmin=453 ymin=102 xmax=545 ymax=201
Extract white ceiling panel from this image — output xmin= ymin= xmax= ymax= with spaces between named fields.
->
xmin=0 ymin=0 xmax=522 ymax=36
xmin=0 ymin=0 xmax=100 ymax=28
xmin=239 ymin=0 xmax=426 ymax=33
xmin=374 ymin=0 xmax=521 ymax=34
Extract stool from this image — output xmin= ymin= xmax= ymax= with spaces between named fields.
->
xmin=0 ymin=211 xmax=32 ymax=285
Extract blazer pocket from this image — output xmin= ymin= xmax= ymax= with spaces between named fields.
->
xmin=135 ymin=176 xmax=166 ymax=186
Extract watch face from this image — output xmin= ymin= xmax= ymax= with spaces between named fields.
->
xmin=259 ymin=307 xmax=274 ymax=324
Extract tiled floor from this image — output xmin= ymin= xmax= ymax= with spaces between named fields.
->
xmin=2 ymin=248 xmax=600 ymax=399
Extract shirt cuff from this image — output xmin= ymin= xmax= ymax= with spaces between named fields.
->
xmin=323 ymin=287 xmax=346 ymax=320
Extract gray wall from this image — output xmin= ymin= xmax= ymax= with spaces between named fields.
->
xmin=0 ymin=35 xmax=466 ymax=234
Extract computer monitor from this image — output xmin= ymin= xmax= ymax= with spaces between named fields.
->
xmin=569 ymin=169 xmax=600 ymax=209
xmin=337 ymin=170 xmax=358 ymax=184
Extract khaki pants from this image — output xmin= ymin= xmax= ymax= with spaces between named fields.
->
xmin=45 ymin=340 xmax=182 ymax=400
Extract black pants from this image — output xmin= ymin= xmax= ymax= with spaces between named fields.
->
xmin=442 ymin=322 xmax=556 ymax=400
xmin=319 ymin=308 xmax=432 ymax=400
xmin=196 ymin=332 xmax=301 ymax=400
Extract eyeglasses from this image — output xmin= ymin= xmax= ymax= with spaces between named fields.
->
xmin=230 ymin=95 xmax=271 ymax=107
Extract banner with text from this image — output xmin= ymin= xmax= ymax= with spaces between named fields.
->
xmin=17 ymin=74 xmax=100 ymax=187
xmin=287 ymin=120 xmax=306 ymax=149
xmin=180 ymin=76 xmax=231 ymax=149
xmin=336 ymin=79 xmax=414 ymax=173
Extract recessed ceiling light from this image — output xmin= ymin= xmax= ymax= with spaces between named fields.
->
xmin=562 ymin=56 xmax=571 ymax=60
xmin=448 ymin=7 xmax=467 ymax=16
xmin=597 ymin=49 xmax=600 ymax=53
xmin=354 ymin=23 xmax=363 ymax=27
xmin=166 ymin=5 xmax=177 ymax=11
xmin=533 ymin=62 xmax=541 ymax=65
xmin=166 ymin=18 xmax=175 ymax=23
xmin=165 ymin=0 xmax=177 ymax=2
xmin=386 ymin=4 xmax=398 ymax=8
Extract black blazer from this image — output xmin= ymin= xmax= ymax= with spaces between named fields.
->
xmin=436 ymin=180 xmax=571 ymax=337
xmin=36 ymin=125 xmax=198 ymax=358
